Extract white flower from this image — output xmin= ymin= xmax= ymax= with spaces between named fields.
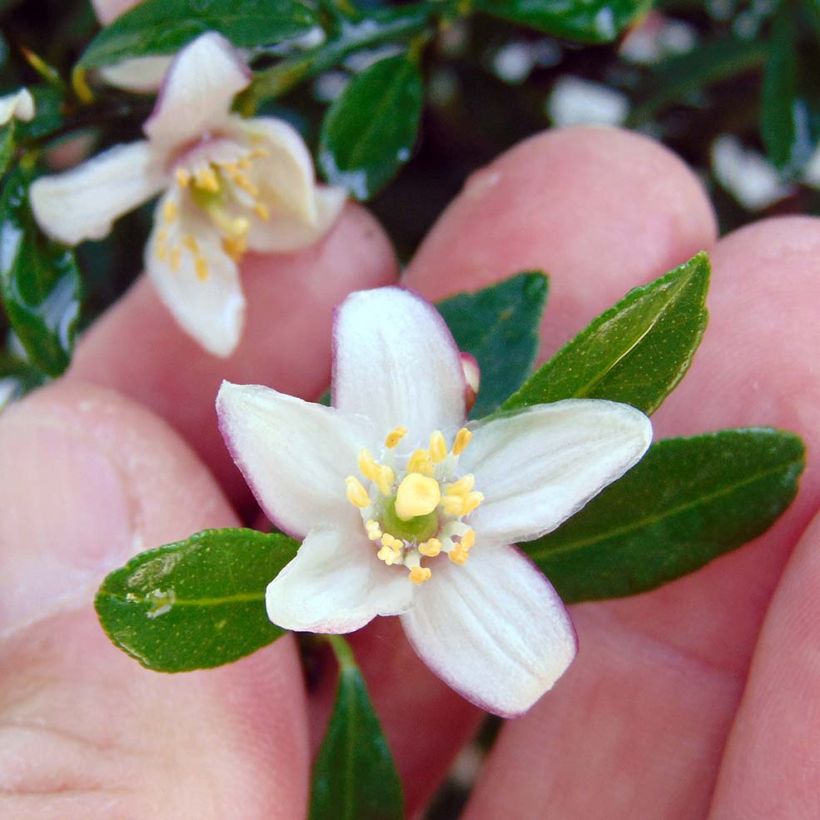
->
xmin=30 ymin=33 xmax=346 ymax=357
xmin=0 ymin=88 xmax=35 ymax=126
xmin=217 ymin=286 xmax=652 ymax=716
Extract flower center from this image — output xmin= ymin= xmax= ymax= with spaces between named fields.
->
xmin=155 ymin=141 xmax=273 ymax=280
xmin=345 ymin=425 xmax=484 ymax=585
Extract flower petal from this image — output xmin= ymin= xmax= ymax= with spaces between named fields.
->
xmin=461 ymin=400 xmax=652 ymax=546
xmin=30 ymin=141 xmax=164 ymax=245
xmin=144 ymin=32 xmax=250 ymax=151
xmin=401 ymin=546 xmax=576 ymax=716
xmin=237 ymin=115 xmax=319 ymax=222
xmin=146 ymin=191 xmax=244 ymax=357
xmin=100 ymin=55 xmax=173 ymax=93
xmin=266 ymin=527 xmax=414 ymax=633
xmin=0 ymin=88 xmax=34 ymax=125
xmin=245 ymin=185 xmax=346 ymax=253
xmin=217 ymin=381 xmax=374 ymax=536
xmin=333 ymin=287 xmax=466 ymax=447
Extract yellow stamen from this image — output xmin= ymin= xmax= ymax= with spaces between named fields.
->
xmin=358 ymin=449 xmax=393 ymax=495
xmin=377 ymin=545 xmax=401 ymax=565
xmin=440 ymin=495 xmax=465 ymax=516
xmin=222 ymin=235 xmax=247 ymax=261
xmin=170 ymin=247 xmax=182 ymax=271
xmin=407 ymin=448 xmax=433 ymax=476
xmin=182 ymin=234 xmax=199 ymax=254
xmin=381 ymin=533 xmax=402 ymax=550
xmin=452 ymin=427 xmax=472 ymax=456
xmin=419 ymin=538 xmax=442 ymax=558
xmin=409 ymin=566 xmax=432 ymax=584
xmin=446 ymin=474 xmax=475 ymax=496
xmin=345 ymin=476 xmax=371 ymax=509
xmin=385 ymin=426 xmax=408 ymax=449
xmin=195 ymin=256 xmax=209 ymax=282
xmin=175 ymin=168 xmax=191 ymax=188
xmin=395 ymin=473 xmax=441 ymax=520
xmin=163 ymin=199 xmax=178 ymax=223
xmin=429 ymin=431 xmax=447 ymax=463
xmin=365 ymin=520 xmax=382 ymax=541
xmin=460 ymin=529 xmax=476 ymax=550
xmin=463 ymin=492 xmax=484 ymax=515
xmin=253 ymin=203 xmax=270 ymax=221
xmin=449 ymin=546 xmax=469 ymax=566
xmin=194 ymin=166 xmax=220 ymax=192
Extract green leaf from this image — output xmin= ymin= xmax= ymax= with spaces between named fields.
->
xmin=79 ymin=0 xmax=318 ymax=67
xmin=0 ymin=123 xmax=14 ymax=178
xmin=310 ymin=636 xmax=404 ymax=820
xmin=629 ymin=36 xmax=769 ymax=125
xmin=503 ymin=253 xmax=709 ymax=415
xmin=474 ymin=0 xmax=649 ymax=44
xmin=95 ymin=528 xmax=298 ymax=672
xmin=319 ymin=53 xmax=423 ymax=200
xmin=526 ymin=429 xmax=805 ymax=603
xmin=0 ymin=169 xmax=82 ymax=376
xmin=437 ymin=272 xmax=549 ymax=419
xmin=761 ymin=3 xmax=815 ymax=176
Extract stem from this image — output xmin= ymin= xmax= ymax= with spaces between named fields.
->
xmin=327 ymin=634 xmax=358 ymax=673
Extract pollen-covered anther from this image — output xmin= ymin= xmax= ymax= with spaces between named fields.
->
xmin=385 ymin=426 xmax=408 ymax=449
xmin=429 ymin=430 xmax=447 ymax=463
xmin=395 ymin=473 xmax=441 ymax=520
xmin=175 ymin=168 xmax=191 ymax=188
xmin=409 ymin=566 xmax=432 ymax=585
xmin=365 ymin=519 xmax=382 ymax=541
xmin=358 ymin=449 xmax=394 ymax=495
xmin=407 ymin=448 xmax=434 ymax=477
xmin=345 ymin=476 xmax=371 ymax=509
xmin=163 ymin=199 xmax=178 ymax=223
xmin=452 ymin=427 xmax=472 ymax=456
xmin=194 ymin=166 xmax=220 ymax=193
xmin=419 ymin=538 xmax=442 ymax=558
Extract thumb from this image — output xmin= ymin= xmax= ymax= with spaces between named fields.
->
xmin=0 ymin=383 xmax=308 ymax=818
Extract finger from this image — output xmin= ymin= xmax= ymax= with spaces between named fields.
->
xmin=463 ymin=217 xmax=820 ymax=819
xmin=0 ymin=383 xmax=308 ymax=818
xmin=342 ymin=126 xmax=719 ymax=813
xmin=709 ymin=510 xmax=820 ymax=817
xmin=70 ymin=206 xmax=397 ymax=512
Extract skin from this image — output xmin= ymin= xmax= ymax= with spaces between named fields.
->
xmin=1 ymin=8 xmax=819 ymax=814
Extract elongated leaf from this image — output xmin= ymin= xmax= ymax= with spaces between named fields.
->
xmin=474 ymin=0 xmax=649 ymax=44
xmin=0 ymin=169 xmax=82 ymax=376
xmin=310 ymin=636 xmax=404 ymax=820
xmin=319 ymin=53 xmax=423 ymax=200
xmin=503 ymin=253 xmax=709 ymax=415
xmin=79 ymin=0 xmax=318 ymax=67
xmin=526 ymin=429 xmax=805 ymax=603
xmin=761 ymin=4 xmax=815 ymax=175
xmin=95 ymin=528 xmax=298 ymax=672
xmin=0 ymin=123 xmax=14 ymax=178
xmin=438 ymin=272 xmax=548 ymax=419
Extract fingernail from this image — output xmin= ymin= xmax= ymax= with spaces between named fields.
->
xmin=0 ymin=408 xmax=134 ymax=638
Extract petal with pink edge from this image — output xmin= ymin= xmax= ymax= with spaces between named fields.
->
xmin=30 ymin=141 xmax=164 ymax=245
xmin=333 ymin=287 xmax=466 ymax=448
xmin=144 ymin=32 xmax=250 ymax=152
xmin=266 ymin=528 xmax=415 ymax=633
xmin=401 ymin=546 xmax=576 ymax=716
xmin=217 ymin=381 xmax=374 ymax=536
xmin=461 ymin=400 xmax=652 ymax=547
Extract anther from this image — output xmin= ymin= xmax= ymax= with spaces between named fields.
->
xmin=407 ymin=448 xmax=433 ymax=476
xmin=163 ymin=199 xmax=178 ymax=223
xmin=194 ymin=166 xmax=220 ymax=192
xmin=419 ymin=538 xmax=442 ymax=558
xmin=460 ymin=529 xmax=476 ymax=550
xmin=452 ymin=427 xmax=472 ymax=456
xmin=449 ymin=546 xmax=469 ymax=566
xmin=409 ymin=566 xmax=432 ymax=584
xmin=429 ymin=431 xmax=447 ymax=463
xmin=175 ymin=168 xmax=191 ymax=188
xmin=345 ymin=476 xmax=371 ymax=509
xmin=385 ymin=426 xmax=408 ymax=449
xmin=365 ymin=520 xmax=382 ymax=541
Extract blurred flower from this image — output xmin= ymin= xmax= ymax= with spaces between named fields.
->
xmin=0 ymin=88 xmax=34 ymax=126
xmin=217 ymin=286 xmax=652 ymax=715
xmin=31 ymin=32 xmax=345 ymax=357
xmin=547 ymin=76 xmax=629 ymax=127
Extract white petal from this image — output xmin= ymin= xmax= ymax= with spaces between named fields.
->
xmin=333 ymin=287 xmax=466 ymax=446
xmin=266 ymin=528 xmax=414 ymax=633
xmin=217 ymin=381 xmax=374 ymax=536
xmin=0 ymin=88 xmax=34 ymax=125
xmin=30 ymin=141 xmax=164 ymax=245
xmin=401 ymin=546 xmax=576 ymax=716
xmin=237 ymin=116 xmax=318 ymax=222
xmin=144 ymin=32 xmax=250 ymax=151
xmin=146 ymin=192 xmax=244 ymax=357
xmin=461 ymin=400 xmax=652 ymax=546
xmin=100 ymin=55 xmax=173 ymax=93
xmin=246 ymin=185 xmax=346 ymax=253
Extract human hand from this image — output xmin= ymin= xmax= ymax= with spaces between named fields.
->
xmin=0 ymin=123 xmax=818 ymax=818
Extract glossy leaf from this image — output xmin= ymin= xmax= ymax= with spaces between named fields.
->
xmin=95 ymin=528 xmax=298 ymax=672
xmin=474 ymin=0 xmax=649 ymax=44
xmin=0 ymin=123 xmax=13 ymax=177
xmin=319 ymin=53 xmax=423 ymax=200
xmin=310 ymin=636 xmax=404 ymax=820
xmin=761 ymin=4 xmax=815 ymax=175
xmin=438 ymin=272 xmax=548 ymax=419
xmin=79 ymin=0 xmax=318 ymax=67
xmin=527 ymin=429 xmax=805 ymax=602
xmin=503 ymin=253 xmax=709 ymax=415
xmin=0 ymin=169 xmax=81 ymax=376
